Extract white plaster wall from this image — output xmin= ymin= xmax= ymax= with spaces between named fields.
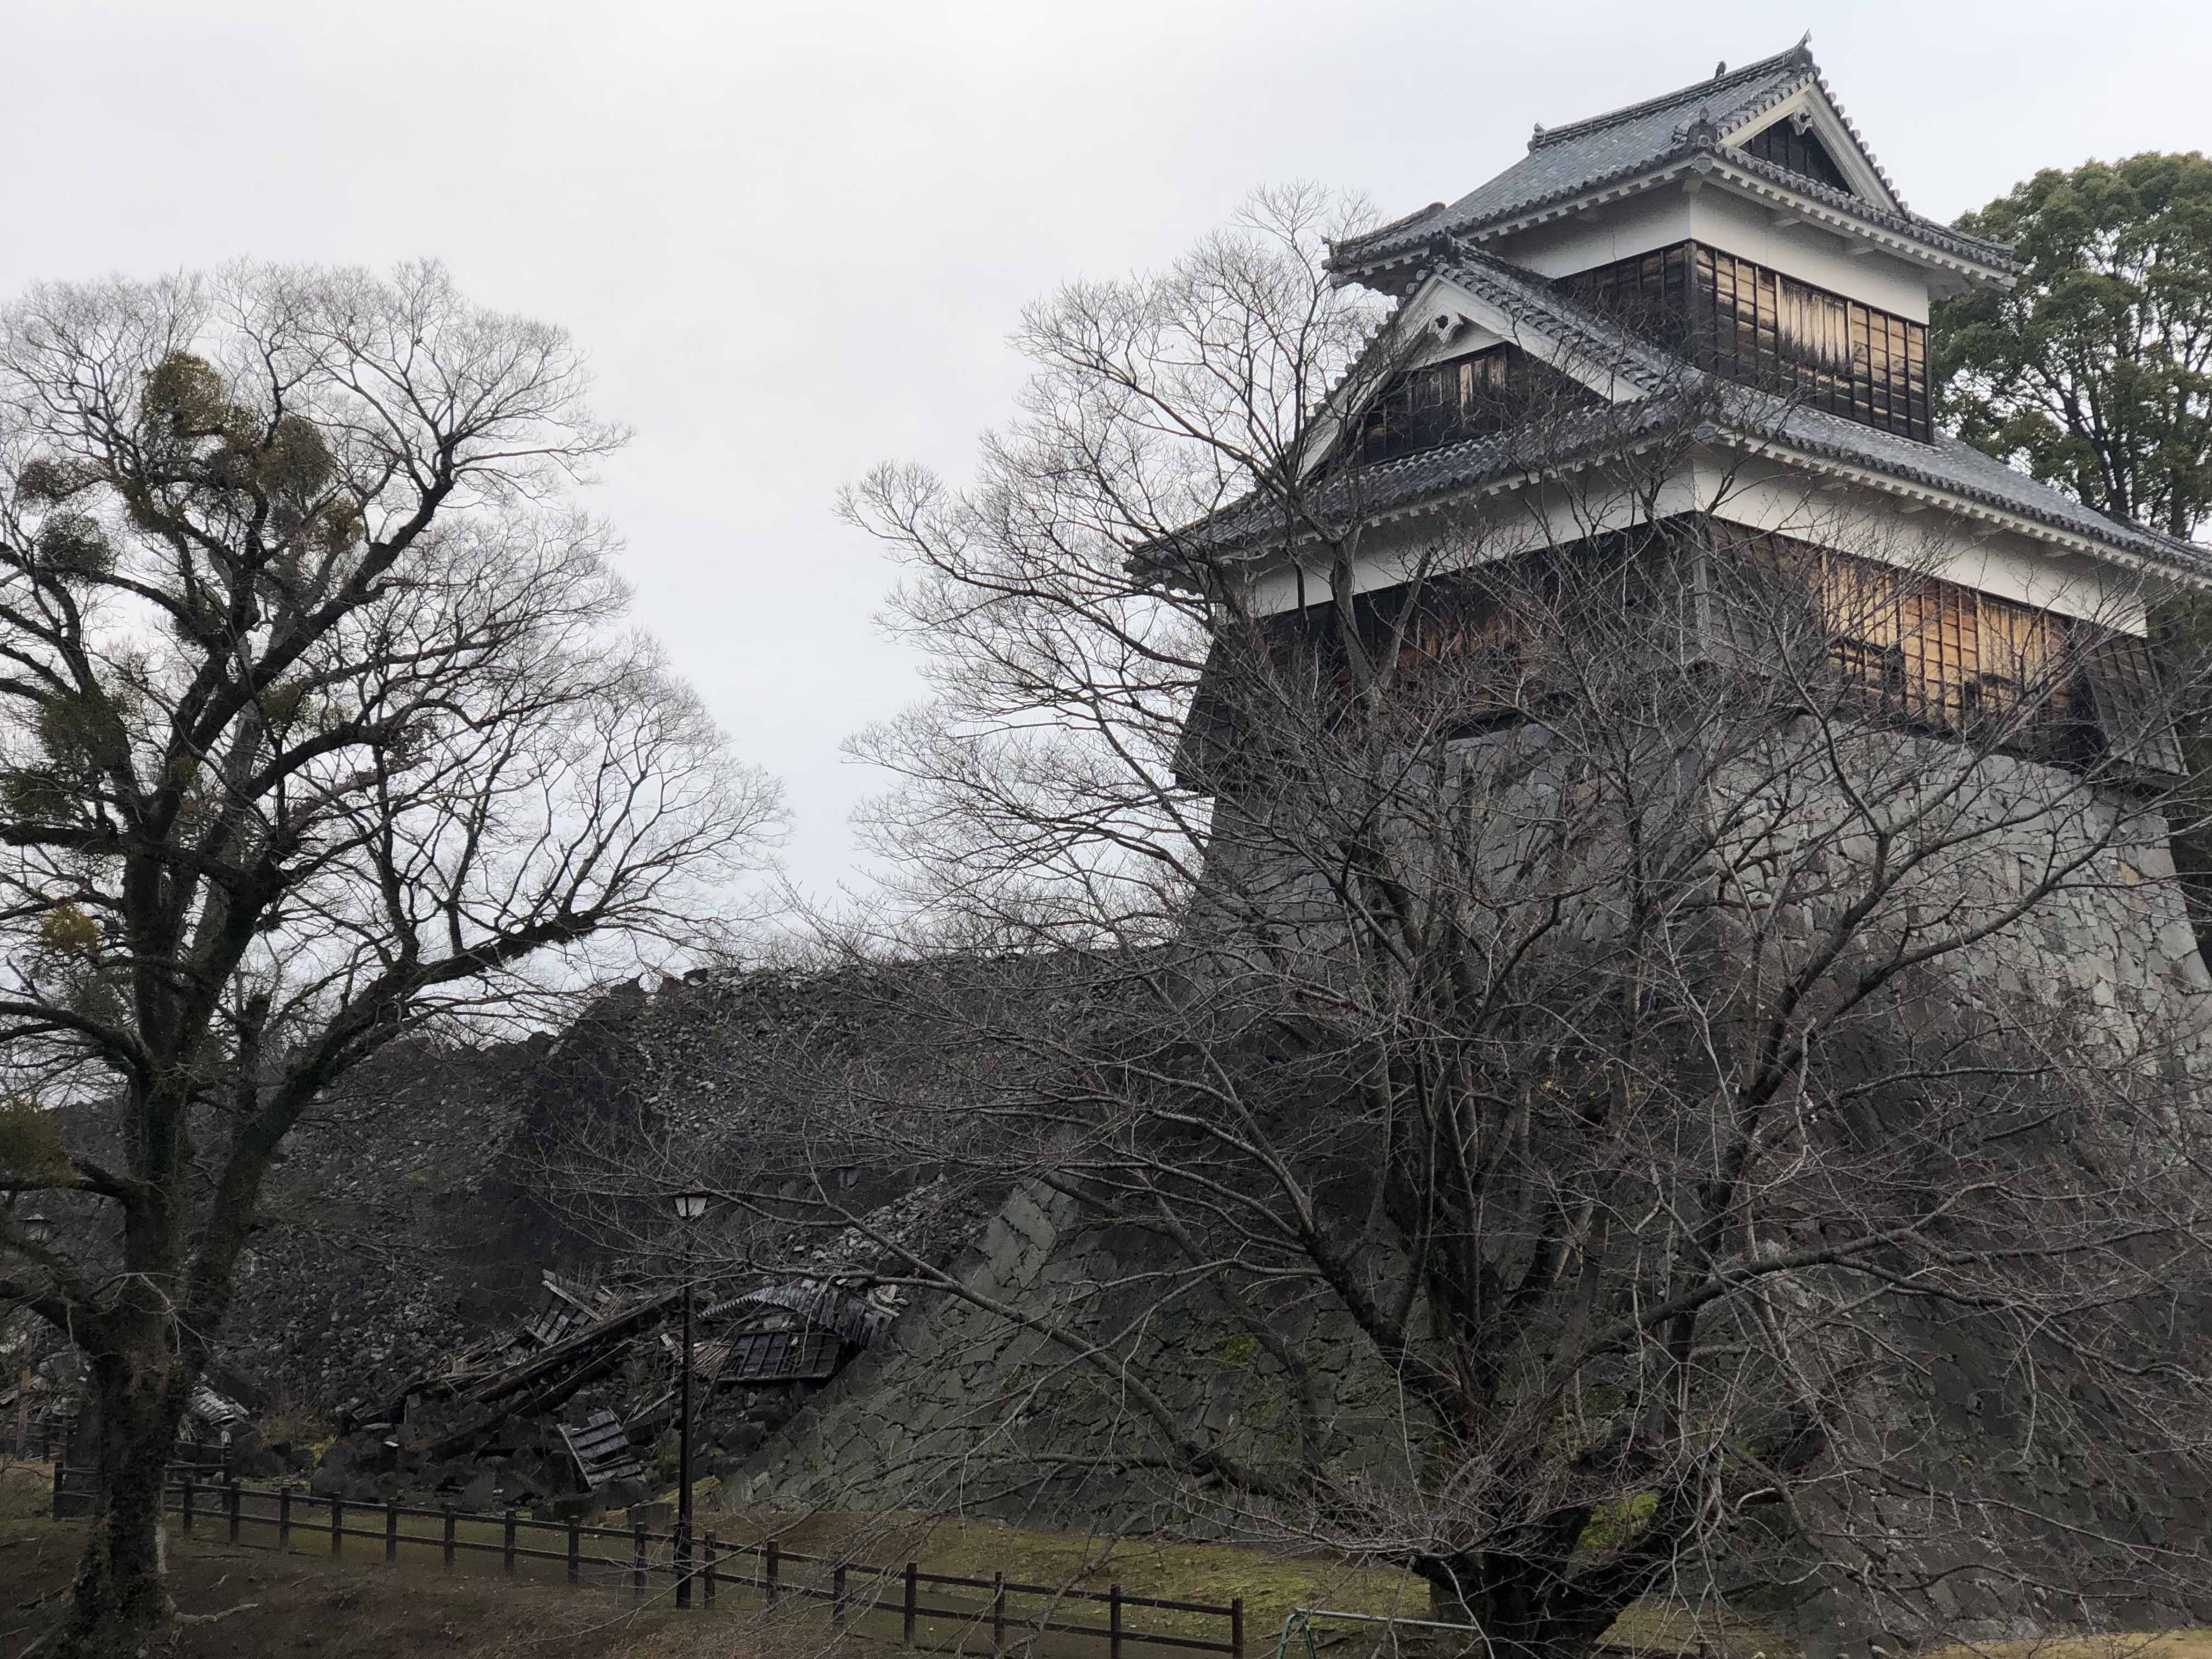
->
xmin=1696 ymin=456 xmax=2152 ymax=630
xmin=1487 ymin=184 xmax=1931 ymax=321
xmin=1489 ymin=192 xmax=1700 ymax=283
xmin=1243 ymin=465 xmax=1709 ymax=616
xmin=1240 ymin=455 xmax=2160 ymax=634
xmin=1689 ymin=188 xmax=1929 ymax=320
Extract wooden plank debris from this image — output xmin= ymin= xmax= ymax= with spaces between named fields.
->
xmin=557 ymin=1409 xmax=647 ymax=1490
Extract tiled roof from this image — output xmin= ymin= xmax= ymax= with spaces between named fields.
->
xmin=1153 ymin=276 xmax=2208 ymax=582
xmin=1175 ymin=393 xmax=2208 ymax=579
xmin=1751 ymin=400 xmax=2212 ymax=576
xmin=1428 ymin=249 xmax=1684 ymax=393
xmin=1330 ymin=43 xmax=2015 ymax=280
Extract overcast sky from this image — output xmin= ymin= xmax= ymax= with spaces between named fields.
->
xmin=6 ymin=0 xmax=2206 ymax=899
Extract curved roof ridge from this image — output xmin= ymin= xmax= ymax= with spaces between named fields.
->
xmin=1734 ymin=61 xmax=1913 ymax=216
xmin=1719 ymin=151 xmax=2007 ymax=264
xmin=1531 ymin=41 xmax=1810 ymax=151
xmin=1431 ymin=244 xmax=1683 ymax=392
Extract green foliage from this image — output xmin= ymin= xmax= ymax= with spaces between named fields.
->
xmin=33 ymin=687 xmax=131 ymax=773
xmin=131 ymin=352 xmax=351 ymax=557
xmin=258 ymin=413 xmax=335 ymax=500
xmin=1573 ymin=1490 xmax=1658 ymax=1559
xmin=0 ymin=1097 xmax=71 ymax=1185
xmin=34 ymin=511 xmax=112 ymax=579
xmin=36 ymin=905 xmax=99 ymax=960
xmin=0 ymin=768 xmax=75 ymax=824
xmin=15 ymin=456 xmax=90 ymax=505
xmin=142 ymin=351 xmax=251 ymax=444
xmin=1934 ymin=152 xmax=2212 ymax=539
xmin=1940 ymin=156 xmax=2212 ymax=965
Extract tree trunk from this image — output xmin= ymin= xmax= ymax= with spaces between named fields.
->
xmin=1424 ymin=1557 xmax=1634 ymax=1659
xmin=56 ymin=1332 xmax=194 ymax=1658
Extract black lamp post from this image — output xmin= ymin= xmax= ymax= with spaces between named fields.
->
xmin=669 ymin=1189 xmax=711 ymax=1608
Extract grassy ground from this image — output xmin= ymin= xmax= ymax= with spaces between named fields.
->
xmin=0 ymin=1459 xmax=1781 ymax=1659
xmin=14 ymin=1459 xmax=2203 ymax=1659
xmin=0 ymin=1514 xmax=795 ymax=1658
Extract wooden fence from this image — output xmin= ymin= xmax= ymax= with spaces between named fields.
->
xmin=48 ymin=1467 xmax=1244 ymax=1659
xmin=9 ymin=1428 xmax=227 ymax=1474
xmin=3 ymin=1424 xmax=67 ymax=1462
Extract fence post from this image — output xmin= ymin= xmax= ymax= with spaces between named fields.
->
xmin=765 ymin=1537 xmax=780 ymax=1607
xmin=278 ymin=1486 xmax=291 ymax=1549
xmin=1110 ymin=1584 xmax=1123 ymax=1659
xmin=442 ymin=1505 xmax=456 ymax=1572
xmin=832 ymin=1564 xmax=849 ymax=1630
xmin=904 ymin=1561 xmax=918 ymax=1646
xmin=991 ymin=1571 xmax=1006 ymax=1658
xmin=703 ymin=1531 xmax=718 ymax=1608
xmin=330 ymin=1494 xmax=344 ymax=1558
xmin=386 ymin=1499 xmax=399 ymax=1564
xmin=49 ymin=1461 xmax=61 ymax=1516
xmin=180 ymin=1475 xmax=195 ymax=1536
xmin=1231 ymin=1596 xmax=1244 ymax=1659
xmin=631 ymin=1517 xmax=647 ymax=1604
xmin=226 ymin=1480 xmax=240 ymax=1544
xmin=503 ymin=1509 xmax=518 ymax=1577
xmin=567 ymin=1514 xmax=581 ymax=1585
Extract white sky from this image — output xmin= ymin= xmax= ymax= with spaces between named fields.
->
xmin=7 ymin=0 xmax=2207 ymax=900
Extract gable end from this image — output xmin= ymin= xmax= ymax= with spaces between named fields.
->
xmin=1741 ymin=114 xmax=1853 ymax=195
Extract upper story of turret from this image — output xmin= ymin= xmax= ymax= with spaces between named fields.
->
xmin=1325 ymin=40 xmax=2020 ymax=448
xmin=1152 ymin=39 xmax=2211 ymax=659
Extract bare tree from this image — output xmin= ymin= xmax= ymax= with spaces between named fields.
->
xmin=793 ymin=190 xmax=2212 ymax=1658
xmin=0 ymin=261 xmax=782 ymax=1656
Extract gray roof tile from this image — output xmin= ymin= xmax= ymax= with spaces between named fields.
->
xmin=1331 ymin=43 xmax=2015 ymax=280
xmin=1157 ymin=273 xmax=2207 ymax=582
xmin=1429 ymin=250 xmax=1684 ymax=392
xmin=1753 ymin=400 xmax=2212 ymax=575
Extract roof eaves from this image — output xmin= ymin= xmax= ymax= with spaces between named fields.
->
xmin=1723 ymin=419 xmax=2212 ymax=584
xmin=1332 ymin=49 xmax=2015 ymax=285
xmin=1431 ymin=249 xmax=1681 ymax=393
xmin=1147 ymin=394 xmax=2209 ymax=589
xmin=1698 ymin=59 xmax=1910 ymax=215
xmin=1706 ymin=152 xmax=2017 ymax=273
xmin=1139 ymin=399 xmax=1697 ymax=577
xmin=1527 ymin=42 xmax=1812 ymax=153
xmin=1337 ymin=146 xmax=2019 ymax=289
xmin=1330 ymin=148 xmax=1714 ymax=278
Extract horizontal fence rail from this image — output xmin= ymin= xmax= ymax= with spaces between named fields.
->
xmin=48 ymin=1465 xmax=1244 ymax=1659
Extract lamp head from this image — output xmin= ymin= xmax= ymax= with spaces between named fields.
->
xmin=670 ymin=1191 xmax=712 ymax=1223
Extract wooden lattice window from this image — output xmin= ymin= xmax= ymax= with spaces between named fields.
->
xmin=1561 ymin=242 xmax=1931 ymax=442
xmin=1356 ymin=343 xmax=1596 ymax=464
xmin=1742 ymin=117 xmax=1855 ymax=195
xmin=1707 ymin=526 xmax=2175 ymax=774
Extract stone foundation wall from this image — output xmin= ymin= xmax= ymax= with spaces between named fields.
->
xmin=729 ymin=746 xmax=2212 ymax=1654
xmin=726 ymin=1181 xmax=1411 ymax=1533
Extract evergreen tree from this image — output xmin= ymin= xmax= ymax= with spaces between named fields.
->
xmin=1936 ymin=153 xmax=2212 ymax=540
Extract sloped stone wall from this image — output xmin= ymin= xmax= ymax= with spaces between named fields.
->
xmin=729 ymin=752 xmax=2212 ymax=1654
xmin=726 ymin=1181 xmax=1413 ymax=1532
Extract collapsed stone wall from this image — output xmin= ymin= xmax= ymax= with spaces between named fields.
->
xmin=726 ymin=1181 xmax=1413 ymax=1532
xmin=190 ymin=737 xmax=2212 ymax=1650
xmin=727 ymin=750 xmax=2212 ymax=1656
xmin=213 ymin=964 xmax=951 ymax=1417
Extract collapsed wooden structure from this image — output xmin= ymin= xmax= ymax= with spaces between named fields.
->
xmin=363 ymin=1270 xmax=890 ymax=1490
